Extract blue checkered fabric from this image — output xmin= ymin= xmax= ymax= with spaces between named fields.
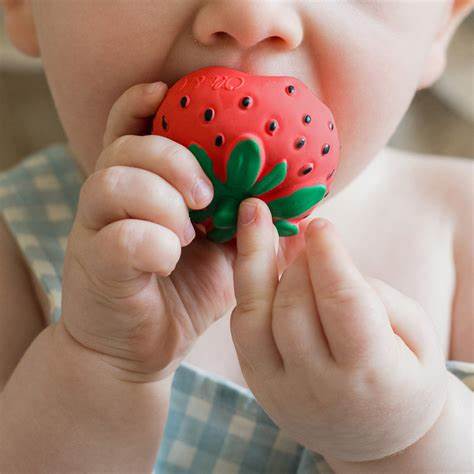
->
xmin=1 ymin=143 xmax=473 ymax=473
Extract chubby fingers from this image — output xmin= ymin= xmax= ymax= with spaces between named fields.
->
xmin=77 ymin=165 xmax=195 ymax=247
xmin=272 ymin=252 xmax=332 ymax=369
xmin=98 ymin=133 xmax=214 ymax=211
xmin=367 ymin=277 xmax=440 ymax=363
xmin=103 ymin=81 xmax=168 ymax=149
xmin=230 ymin=198 xmax=283 ymax=378
xmin=305 ymin=219 xmax=394 ymax=367
xmin=71 ymin=219 xmax=181 ymax=284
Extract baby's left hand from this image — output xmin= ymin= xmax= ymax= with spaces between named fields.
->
xmin=231 ymin=198 xmax=448 ymax=463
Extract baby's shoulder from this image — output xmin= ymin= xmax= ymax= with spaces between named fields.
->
xmin=384 ymin=147 xmax=473 ymax=219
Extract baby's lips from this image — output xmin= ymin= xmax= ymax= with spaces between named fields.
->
xmin=151 ymin=66 xmax=339 ymax=243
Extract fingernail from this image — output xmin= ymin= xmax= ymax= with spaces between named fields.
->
xmin=192 ymin=178 xmax=213 ymax=206
xmin=313 ymin=218 xmax=327 ymax=229
xmin=145 ymin=81 xmax=165 ymax=94
xmin=239 ymin=202 xmax=257 ymax=226
xmin=183 ymin=221 xmax=196 ymax=245
xmin=307 ymin=218 xmax=327 ymax=237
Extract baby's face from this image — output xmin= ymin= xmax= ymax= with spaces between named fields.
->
xmin=31 ymin=0 xmax=448 ymax=190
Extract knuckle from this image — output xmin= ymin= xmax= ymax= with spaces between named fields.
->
xmin=148 ymin=135 xmax=203 ymax=183
xmin=113 ymin=220 xmax=140 ymax=257
xmin=143 ymin=225 xmax=181 ymax=276
xmin=96 ymin=166 xmax=126 ymax=197
xmin=111 ymin=134 xmax=135 ymax=155
xmin=238 ymin=240 xmax=266 ymax=259
xmin=160 ymin=140 xmax=186 ymax=164
xmin=166 ymin=185 xmax=187 ymax=212
xmin=320 ymin=281 xmax=368 ymax=308
xmin=132 ymin=82 xmax=148 ymax=97
xmin=149 ymin=181 xmax=188 ymax=221
xmin=235 ymin=297 xmax=264 ymax=317
xmin=79 ymin=169 xmax=120 ymax=215
xmin=273 ymin=288 xmax=304 ymax=316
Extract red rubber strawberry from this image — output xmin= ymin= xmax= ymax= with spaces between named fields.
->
xmin=152 ymin=66 xmax=339 ymax=243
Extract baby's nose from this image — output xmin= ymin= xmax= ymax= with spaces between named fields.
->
xmin=193 ymin=0 xmax=304 ymax=50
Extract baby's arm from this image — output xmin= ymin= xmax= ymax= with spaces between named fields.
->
xmin=0 ymin=217 xmax=171 ymax=472
xmin=0 ymin=218 xmax=45 ymax=391
xmin=0 ymin=81 xmax=208 ymax=472
xmin=0 ymin=298 xmax=171 ymax=472
xmin=326 ymin=374 xmax=473 ymax=473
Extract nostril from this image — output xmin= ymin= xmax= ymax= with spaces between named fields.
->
xmin=212 ymin=31 xmax=231 ymax=43
xmin=268 ymin=36 xmax=285 ymax=46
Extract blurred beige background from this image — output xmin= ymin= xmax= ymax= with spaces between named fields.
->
xmin=0 ymin=10 xmax=473 ymax=171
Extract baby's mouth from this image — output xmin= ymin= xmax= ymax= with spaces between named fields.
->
xmin=165 ymin=64 xmax=248 ymax=89
xmin=165 ymin=65 xmax=304 ymax=90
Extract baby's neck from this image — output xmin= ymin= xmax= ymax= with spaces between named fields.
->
xmin=316 ymin=146 xmax=390 ymax=215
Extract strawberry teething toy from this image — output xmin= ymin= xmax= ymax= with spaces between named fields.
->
xmin=152 ymin=66 xmax=339 ymax=243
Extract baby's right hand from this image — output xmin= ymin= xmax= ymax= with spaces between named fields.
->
xmin=60 ymin=82 xmax=237 ymax=382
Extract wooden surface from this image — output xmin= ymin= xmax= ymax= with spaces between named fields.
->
xmin=1 ymin=11 xmax=472 ymax=171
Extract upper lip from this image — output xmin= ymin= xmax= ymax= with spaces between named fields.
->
xmin=165 ymin=63 xmax=249 ymax=88
xmin=165 ymin=64 xmax=297 ymax=89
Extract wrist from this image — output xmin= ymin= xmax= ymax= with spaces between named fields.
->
xmin=326 ymin=373 xmax=472 ymax=473
xmin=1 ymin=322 xmax=173 ymax=471
xmin=54 ymin=319 xmax=176 ymax=385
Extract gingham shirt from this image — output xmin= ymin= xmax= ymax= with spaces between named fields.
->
xmin=1 ymin=143 xmax=472 ymax=473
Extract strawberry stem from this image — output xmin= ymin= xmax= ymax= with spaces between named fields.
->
xmin=207 ymin=226 xmax=237 ymax=243
xmin=213 ymin=197 xmax=239 ymax=229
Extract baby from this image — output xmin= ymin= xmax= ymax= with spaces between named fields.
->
xmin=0 ymin=0 xmax=473 ymax=472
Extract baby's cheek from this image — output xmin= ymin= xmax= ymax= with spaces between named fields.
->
xmin=309 ymin=16 xmax=434 ymax=190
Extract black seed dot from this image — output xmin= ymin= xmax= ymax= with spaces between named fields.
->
xmin=204 ymin=108 xmax=215 ymax=122
xmin=295 ymin=137 xmax=306 ymax=149
xmin=241 ymin=96 xmax=253 ymax=108
xmin=328 ymin=121 xmax=334 ymax=130
xmin=324 ymin=191 xmax=330 ymax=198
xmin=286 ymin=85 xmax=295 ymax=95
xmin=267 ymin=119 xmax=279 ymax=135
xmin=215 ymin=134 xmax=224 ymax=147
xmin=180 ymin=96 xmax=190 ymax=108
xmin=299 ymin=163 xmax=314 ymax=176
xmin=322 ymin=144 xmax=330 ymax=155
xmin=161 ymin=115 xmax=168 ymax=131
xmin=304 ymin=114 xmax=312 ymax=124
xmin=327 ymin=169 xmax=336 ymax=180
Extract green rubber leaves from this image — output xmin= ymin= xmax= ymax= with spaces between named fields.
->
xmin=225 ymin=139 xmax=261 ymax=191
xmin=268 ymin=185 xmax=326 ymax=220
xmin=213 ymin=197 xmax=239 ymax=229
xmin=187 ymin=138 xmax=325 ymax=243
xmin=250 ymin=161 xmax=287 ymax=196
xmin=189 ymin=143 xmax=215 ymax=185
xmin=274 ymin=219 xmax=299 ymax=237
